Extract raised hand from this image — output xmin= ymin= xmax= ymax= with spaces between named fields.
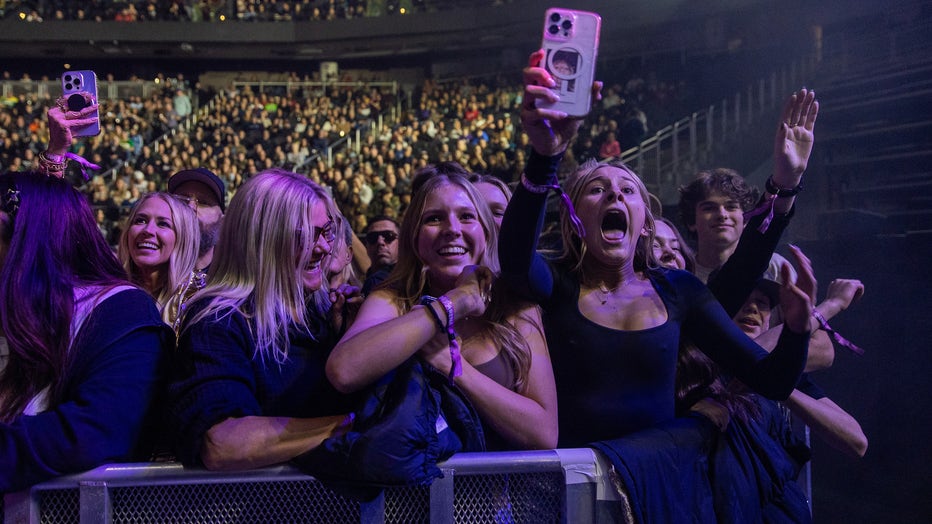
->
xmin=777 ymin=262 xmax=814 ymax=335
xmin=773 ymin=88 xmax=819 ymax=188
xmin=787 ymin=244 xmax=817 ymax=303
xmin=47 ymin=93 xmax=99 ymax=154
xmin=824 ymin=278 xmax=865 ymax=313
xmin=521 ymin=49 xmax=602 ymax=156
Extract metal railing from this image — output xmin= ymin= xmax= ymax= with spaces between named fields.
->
xmin=1 ymin=79 xmax=168 ymax=101
xmin=2 ymin=449 xmax=627 ymax=524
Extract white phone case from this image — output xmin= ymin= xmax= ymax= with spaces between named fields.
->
xmin=60 ymin=70 xmax=101 ymax=137
xmin=536 ymin=8 xmax=601 ymax=117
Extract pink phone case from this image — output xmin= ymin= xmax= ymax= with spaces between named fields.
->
xmin=537 ymin=8 xmax=601 ymax=117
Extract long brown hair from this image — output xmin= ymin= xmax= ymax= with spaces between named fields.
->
xmin=0 ymin=172 xmax=131 ymax=421
xmin=675 ymin=344 xmax=760 ymax=423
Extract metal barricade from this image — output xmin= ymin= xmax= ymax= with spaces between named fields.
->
xmin=3 ymin=450 xmax=620 ymax=524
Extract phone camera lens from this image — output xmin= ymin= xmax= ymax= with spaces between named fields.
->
xmin=548 ymin=24 xmax=559 ymax=35
xmin=561 ymin=20 xmax=572 ymax=30
xmin=550 ymin=13 xmax=561 ymax=22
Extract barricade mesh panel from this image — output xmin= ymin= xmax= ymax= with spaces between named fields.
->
xmin=37 ymin=489 xmax=79 ymax=524
xmin=109 ymin=480 xmax=360 ymax=523
xmin=453 ymin=472 xmax=564 ymax=523
xmin=384 ymin=485 xmax=430 ymax=523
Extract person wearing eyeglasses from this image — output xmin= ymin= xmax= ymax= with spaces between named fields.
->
xmin=168 ymin=167 xmax=226 ymax=280
xmin=163 ymin=168 xmax=227 ymax=333
xmin=166 ymin=169 xmax=355 ymax=471
xmin=361 ymin=215 xmax=400 ymax=296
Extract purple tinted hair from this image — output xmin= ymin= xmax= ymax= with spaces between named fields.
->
xmin=0 ymin=172 xmax=129 ymax=420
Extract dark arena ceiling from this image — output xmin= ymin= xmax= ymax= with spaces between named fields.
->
xmin=0 ymin=0 xmax=892 ymax=70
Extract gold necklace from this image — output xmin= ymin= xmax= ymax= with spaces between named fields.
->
xmin=594 ymin=277 xmax=641 ymax=306
xmin=597 ymin=283 xmax=617 ymax=305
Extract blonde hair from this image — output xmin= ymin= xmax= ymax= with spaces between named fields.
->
xmin=468 ymin=173 xmax=514 ymax=201
xmin=557 ymin=158 xmax=658 ymax=274
xmin=382 ymin=172 xmax=534 ymax=391
xmin=186 ymin=169 xmax=328 ymax=365
xmin=118 ymin=192 xmax=199 ymax=324
xmin=383 ymin=172 xmax=499 ymax=305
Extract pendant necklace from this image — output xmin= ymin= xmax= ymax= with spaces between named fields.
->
xmin=596 ymin=277 xmax=641 ymax=305
xmin=597 ymin=283 xmax=618 ymax=306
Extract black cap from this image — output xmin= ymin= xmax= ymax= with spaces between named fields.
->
xmin=168 ymin=168 xmax=226 ymax=212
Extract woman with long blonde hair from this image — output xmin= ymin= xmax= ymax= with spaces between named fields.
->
xmin=167 ymin=169 xmax=354 ymax=470
xmin=327 ymin=169 xmax=557 ymax=450
xmin=118 ymin=191 xmax=199 ymax=329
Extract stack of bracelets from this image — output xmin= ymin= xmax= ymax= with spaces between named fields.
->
xmin=37 ymin=151 xmax=68 ymax=178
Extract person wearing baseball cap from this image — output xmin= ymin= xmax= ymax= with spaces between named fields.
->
xmin=168 ymin=168 xmax=225 ymax=286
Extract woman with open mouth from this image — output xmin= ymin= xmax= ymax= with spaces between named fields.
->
xmin=499 ymin=49 xmax=815 ymax=449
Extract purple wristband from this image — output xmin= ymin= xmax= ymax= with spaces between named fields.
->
xmin=436 ymin=295 xmax=463 ymax=380
xmin=813 ymin=309 xmax=864 ymax=355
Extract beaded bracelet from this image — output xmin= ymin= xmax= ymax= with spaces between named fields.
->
xmin=37 ymin=150 xmax=67 ymax=177
xmin=36 ymin=150 xmax=102 ymax=181
xmin=812 ymin=309 xmax=864 ymax=355
xmin=420 ymin=295 xmax=462 ymax=381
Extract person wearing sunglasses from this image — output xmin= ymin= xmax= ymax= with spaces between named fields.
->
xmin=166 ymin=169 xmax=354 ymax=471
xmin=361 ymin=215 xmax=400 ymax=296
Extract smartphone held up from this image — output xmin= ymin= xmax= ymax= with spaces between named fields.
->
xmin=536 ymin=8 xmax=601 ymax=118
xmin=60 ymin=70 xmax=101 ymax=137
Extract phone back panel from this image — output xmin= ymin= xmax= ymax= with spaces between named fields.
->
xmin=60 ymin=70 xmax=101 ymax=137
xmin=537 ymin=8 xmax=601 ymax=117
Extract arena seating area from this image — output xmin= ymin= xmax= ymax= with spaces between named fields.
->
xmin=1 ymin=60 xmax=698 ymax=242
xmin=0 ymin=1 xmax=513 ymax=23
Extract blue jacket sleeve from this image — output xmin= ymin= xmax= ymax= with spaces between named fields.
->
xmin=499 ymin=150 xmax=562 ymax=301
xmin=676 ymin=271 xmax=808 ymax=400
xmin=0 ymin=289 xmax=170 ymax=493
